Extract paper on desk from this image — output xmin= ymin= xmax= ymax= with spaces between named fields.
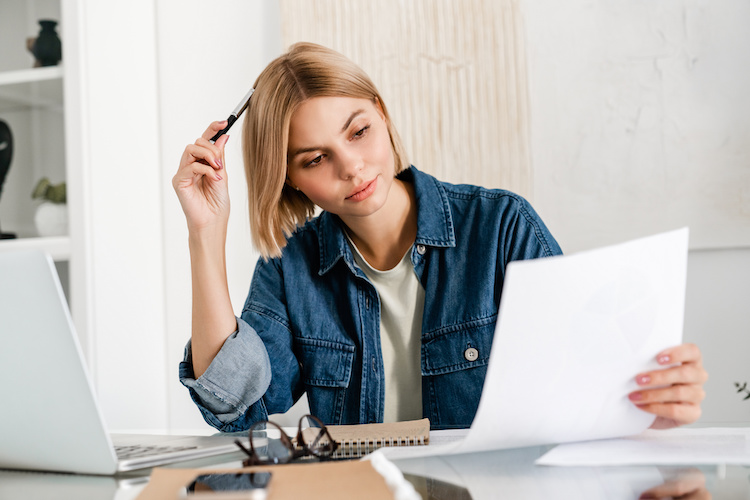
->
xmin=535 ymin=427 xmax=750 ymax=466
xmin=380 ymin=228 xmax=689 ymax=461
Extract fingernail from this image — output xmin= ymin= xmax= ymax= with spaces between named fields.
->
xmin=629 ymin=392 xmax=643 ymax=401
xmin=657 ymin=355 xmax=671 ymax=364
xmin=216 ymin=158 xmax=223 ymax=169
xmin=215 ymin=174 xmax=222 ymax=181
xmin=636 ymin=375 xmax=651 ymax=385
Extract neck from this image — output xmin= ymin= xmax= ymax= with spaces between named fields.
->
xmin=340 ymin=178 xmax=417 ymax=271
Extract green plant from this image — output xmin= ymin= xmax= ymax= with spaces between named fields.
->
xmin=31 ymin=177 xmax=66 ymax=204
xmin=735 ymin=382 xmax=750 ymax=400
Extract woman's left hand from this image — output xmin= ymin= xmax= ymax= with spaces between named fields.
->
xmin=629 ymin=343 xmax=708 ymax=430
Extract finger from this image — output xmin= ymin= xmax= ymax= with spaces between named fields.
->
xmin=630 ymin=383 xmax=705 ymax=406
xmin=686 ymin=490 xmax=712 ymax=500
xmin=215 ymin=134 xmax=229 ymax=169
xmin=215 ymin=133 xmax=229 ymax=151
xmin=182 ymin=143 xmax=223 ymax=171
xmin=636 ymin=362 xmax=708 ymax=388
xmin=173 ymin=162 xmax=223 ymax=189
xmin=201 ymin=120 xmax=229 ymax=142
xmin=194 ymin=137 xmax=226 ymax=169
xmin=640 ymin=483 xmax=707 ymax=500
xmin=639 ymin=470 xmax=705 ymax=499
xmin=654 ymin=343 xmax=703 ymax=366
xmin=194 ymin=134 xmax=230 ymax=170
xmin=634 ymin=401 xmax=701 ymax=426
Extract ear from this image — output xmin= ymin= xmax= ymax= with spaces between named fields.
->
xmin=285 ymin=177 xmax=300 ymax=191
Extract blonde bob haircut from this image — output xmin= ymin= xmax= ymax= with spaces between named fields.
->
xmin=242 ymin=42 xmax=409 ymax=259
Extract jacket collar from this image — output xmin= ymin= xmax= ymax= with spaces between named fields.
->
xmin=317 ymin=166 xmax=456 ymax=275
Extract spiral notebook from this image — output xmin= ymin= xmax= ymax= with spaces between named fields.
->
xmin=302 ymin=418 xmax=430 ymax=458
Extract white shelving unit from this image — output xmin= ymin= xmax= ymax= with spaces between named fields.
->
xmin=0 ymin=66 xmax=69 ymax=258
xmin=0 ymin=65 xmax=63 ymax=86
xmin=0 ymin=234 xmax=69 ymax=260
xmin=0 ymin=1 xmax=68 ymax=259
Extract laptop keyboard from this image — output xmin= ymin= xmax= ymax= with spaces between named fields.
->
xmin=115 ymin=444 xmax=199 ymax=460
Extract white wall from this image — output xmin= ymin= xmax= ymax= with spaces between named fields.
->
xmin=684 ymin=248 xmax=750 ymax=424
xmin=66 ymin=0 xmax=166 ymax=430
xmin=524 ymin=0 xmax=750 ymax=252
xmin=61 ymin=0 xmax=281 ymax=432
xmin=155 ymin=0 xmax=282 ymax=431
xmin=521 ymin=1 xmax=750 ymax=424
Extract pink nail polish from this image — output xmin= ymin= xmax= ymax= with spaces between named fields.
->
xmin=657 ymin=355 xmax=671 ymax=364
xmin=216 ymin=158 xmax=223 ymax=169
xmin=637 ymin=375 xmax=650 ymax=385
xmin=215 ymin=174 xmax=222 ymax=181
xmin=629 ymin=392 xmax=642 ymax=401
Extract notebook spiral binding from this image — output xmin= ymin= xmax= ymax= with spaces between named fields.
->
xmin=333 ymin=435 xmax=427 ymax=459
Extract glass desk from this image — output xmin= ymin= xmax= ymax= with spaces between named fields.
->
xmin=393 ymin=446 xmax=748 ymax=499
xmin=1 ymin=438 xmax=748 ymax=499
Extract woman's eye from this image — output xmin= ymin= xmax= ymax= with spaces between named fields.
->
xmin=352 ymin=125 xmax=370 ymax=139
xmin=305 ymin=155 xmax=324 ymax=168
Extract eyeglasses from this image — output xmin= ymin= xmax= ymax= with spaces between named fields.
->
xmin=234 ymin=414 xmax=339 ymax=466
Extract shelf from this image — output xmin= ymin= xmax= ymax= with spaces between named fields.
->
xmin=0 ymin=66 xmax=63 ymax=112
xmin=0 ymin=66 xmax=64 ymax=86
xmin=0 ymin=235 xmax=70 ymax=261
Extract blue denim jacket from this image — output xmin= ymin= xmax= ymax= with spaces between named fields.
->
xmin=180 ymin=166 xmax=562 ymax=431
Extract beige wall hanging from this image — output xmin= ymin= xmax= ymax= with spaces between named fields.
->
xmin=279 ymin=0 xmax=533 ymax=198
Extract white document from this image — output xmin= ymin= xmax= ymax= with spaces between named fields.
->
xmin=536 ymin=427 xmax=750 ymax=466
xmin=379 ymin=228 xmax=689 ymax=461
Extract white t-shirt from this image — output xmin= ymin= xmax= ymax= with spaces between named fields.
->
xmin=348 ymin=241 xmax=425 ymax=423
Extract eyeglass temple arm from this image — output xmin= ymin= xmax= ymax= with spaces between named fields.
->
xmin=234 ymin=438 xmax=253 ymax=457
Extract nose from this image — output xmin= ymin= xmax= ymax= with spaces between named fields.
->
xmin=335 ymin=147 xmax=363 ymax=180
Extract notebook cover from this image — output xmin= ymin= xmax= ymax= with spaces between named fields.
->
xmin=136 ymin=460 xmax=394 ymax=500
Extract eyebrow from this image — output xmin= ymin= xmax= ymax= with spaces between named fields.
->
xmin=289 ymin=109 xmax=367 ymax=159
xmin=341 ymin=109 xmax=365 ymax=133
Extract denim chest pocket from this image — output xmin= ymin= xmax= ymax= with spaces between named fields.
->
xmin=296 ymin=337 xmax=355 ymax=425
xmin=421 ymin=315 xmax=496 ymax=376
xmin=297 ymin=338 xmax=355 ymax=387
xmin=421 ymin=315 xmax=497 ymax=428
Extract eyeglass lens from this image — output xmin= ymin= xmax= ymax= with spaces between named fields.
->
xmin=250 ymin=421 xmax=294 ymax=464
xmin=298 ymin=415 xmax=335 ymax=457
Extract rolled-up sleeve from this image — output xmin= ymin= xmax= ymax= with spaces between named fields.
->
xmin=179 ymin=317 xmax=272 ymax=432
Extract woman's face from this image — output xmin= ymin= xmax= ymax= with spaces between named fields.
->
xmin=286 ymin=96 xmax=396 ymax=220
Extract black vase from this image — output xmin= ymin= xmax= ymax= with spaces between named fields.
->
xmin=0 ymin=120 xmax=15 ymax=239
xmin=32 ymin=20 xmax=62 ymax=67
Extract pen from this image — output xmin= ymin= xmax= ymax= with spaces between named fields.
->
xmin=210 ymin=87 xmax=255 ymax=142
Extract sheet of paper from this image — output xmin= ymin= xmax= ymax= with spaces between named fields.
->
xmin=380 ymin=228 xmax=689 ymax=461
xmin=535 ymin=427 xmax=750 ymax=466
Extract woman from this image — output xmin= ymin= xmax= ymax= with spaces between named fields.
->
xmin=174 ymin=42 xmax=706 ymax=432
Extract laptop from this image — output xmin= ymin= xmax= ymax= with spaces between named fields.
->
xmin=0 ymin=249 xmax=246 ymax=475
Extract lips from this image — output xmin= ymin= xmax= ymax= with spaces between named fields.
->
xmin=345 ymin=177 xmax=378 ymax=202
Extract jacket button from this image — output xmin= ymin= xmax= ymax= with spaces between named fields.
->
xmin=464 ymin=347 xmax=479 ymax=362
xmin=416 ymin=244 xmax=426 ymax=255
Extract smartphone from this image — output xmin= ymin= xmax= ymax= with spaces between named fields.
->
xmin=180 ymin=472 xmax=272 ymax=499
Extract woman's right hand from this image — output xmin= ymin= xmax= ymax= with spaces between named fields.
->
xmin=173 ymin=121 xmax=231 ymax=232
xmin=174 ymin=123 xmax=239 ymax=378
